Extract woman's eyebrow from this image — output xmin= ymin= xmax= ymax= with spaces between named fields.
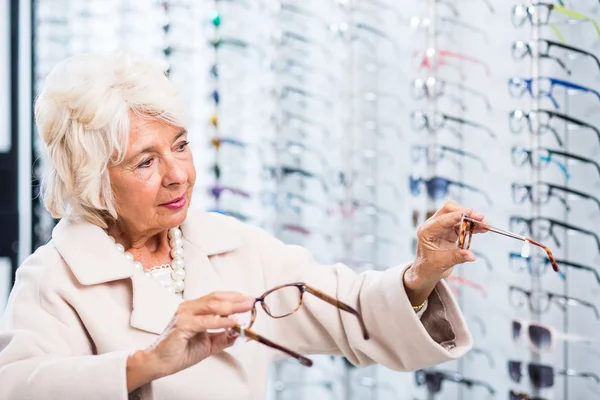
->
xmin=129 ymin=129 xmax=188 ymax=162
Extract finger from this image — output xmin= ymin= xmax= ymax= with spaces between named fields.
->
xmin=430 ymin=249 xmax=476 ymax=270
xmin=191 ymin=297 xmax=255 ymax=317
xmin=431 ymin=202 xmax=485 ymax=221
xmin=210 ymin=330 xmax=239 ymax=353
xmin=420 ymin=210 xmax=466 ymax=241
xmin=175 ymin=314 xmax=239 ymax=333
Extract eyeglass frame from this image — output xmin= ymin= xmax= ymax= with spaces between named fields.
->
xmin=457 ymin=214 xmax=559 ymax=273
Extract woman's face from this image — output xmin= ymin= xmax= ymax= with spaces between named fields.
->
xmin=108 ymin=114 xmax=196 ymax=235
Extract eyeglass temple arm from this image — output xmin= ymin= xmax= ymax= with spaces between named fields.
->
xmin=440 ymin=50 xmax=491 ymax=76
xmin=470 ymin=347 xmax=495 ymax=368
xmin=464 ymin=217 xmax=559 ymax=273
xmin=549 ymin=149 xmax=600 ymax=176
xmin=557 ymin=369 xmax=600 ymax=383
xmin=439 ymin=371 xmax=496 ymax=394
xmin=443 ymin=115 xmax=496 ymax=138
xmin=546 ymin=39 xmax=600 ymax=69
xmin=444 ymin=81 xmax=492 ymax=110
xmin=303 ymin=286 xmax=370 ymax=340
xmin=554 ymin=330 xmax=596 ymax=344
xmin=551 ymin=218 xmax=600 ymax=251
xmin=231 ymin=326 xmax=313 ymax=367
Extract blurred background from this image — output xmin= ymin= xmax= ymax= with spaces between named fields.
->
xmin=2 ymin=0 xmax=600 ymax=398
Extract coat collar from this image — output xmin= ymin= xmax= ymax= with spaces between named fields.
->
xmin=53 ymin=210 xmax=242 ymax=287
xmin=52 ymin=210 xmax=243 ymax=335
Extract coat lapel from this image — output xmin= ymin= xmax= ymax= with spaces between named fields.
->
xmin=52 ymin=211 xmax=243 ymax=335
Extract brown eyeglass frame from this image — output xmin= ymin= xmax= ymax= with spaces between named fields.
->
xmin=457 ymin=213 xmax=559 ymax=273
xmin=233 ymin=282 xmax=370 ymax=367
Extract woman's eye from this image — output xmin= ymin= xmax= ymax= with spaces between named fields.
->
xmin=138 ymin=158 xmax=153 ymax=168
xmin=177 ymin=141 xmax=190 ymax=151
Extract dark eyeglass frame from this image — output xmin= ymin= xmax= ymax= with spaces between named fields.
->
xmin=509 ymin=109 xmax=600 ymax=147
xmin=410 ymin=110 xmax=496 ymax=139
xmin=511 ymin=39 xmax=600 ymax=75
xmin=458 ymin=214 xmax=559 ymax=273
xmin=510 ymin=215 xmax=600 ymax=252
xmin=511 ymin=181 xmax=600 ymax=212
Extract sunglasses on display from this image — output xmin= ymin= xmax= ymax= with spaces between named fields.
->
xmin=512 ymin=3 xmax=600 ymax=42
xmin=508 ymin=77 xmax=600 ymax=109
xmin=510 ymin=215 xmax=600 ymax=252
xmin=509 ymin=285 xmax=599 ymax=319
xmin=511 ymin=182 xmax=600 ymax=212
xmin=509 ymin=361 xmax=600 ymax=388
xmin=458 ymin=215 xmax=560 ymax=273
xmin=511 ymin=39 xmax=600 ymax=75
xmin=211 ymin=136 xmax=248 ymax=151
xmin=410 ymin=176 xmax=493 ymax=206
xmin=509 ymin=109 xmax=600 ymax=147
xmin=414 ymin=48 xmax=492 ymax=78
xmin=410 ymin=111 xmax=496 ymax=139
xmin=411 ymin=144 xmax=488 ymax=171
xmin=511 ymin=146 xmax=600 ymax=180
xmin=512 ymin=318 xmax=595 ymax=353
xmin=414 ymin=369 xmax=496 ymax=395
xmin=411 ymin=77 xmax=493 ymax=111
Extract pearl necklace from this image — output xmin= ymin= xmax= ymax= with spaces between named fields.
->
xmin=107 ymin=227 xmax=186 ymax=296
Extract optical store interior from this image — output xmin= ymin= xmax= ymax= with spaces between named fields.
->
xmin=2 ymin=0 xmax=600 ymax=399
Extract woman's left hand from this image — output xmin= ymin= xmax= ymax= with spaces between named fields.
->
xmin=403 ymin=202 xmax=486 ymax=306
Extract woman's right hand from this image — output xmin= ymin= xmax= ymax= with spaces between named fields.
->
xmin=127 ymin=291 xmax=255 ymax=392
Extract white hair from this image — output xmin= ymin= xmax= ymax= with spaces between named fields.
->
xmin=34 ymin=51 xmax=188 ymax=228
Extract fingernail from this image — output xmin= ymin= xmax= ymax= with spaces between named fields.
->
xmin=228 ymin=330 xmax=240 ymax=339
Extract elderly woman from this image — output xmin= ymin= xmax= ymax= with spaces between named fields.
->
xmin=0 ymin=52 xmax=483 ymax=400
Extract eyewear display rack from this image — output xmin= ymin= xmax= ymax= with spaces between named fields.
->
xmin=25 ymin=0 xmax=600 ymax=400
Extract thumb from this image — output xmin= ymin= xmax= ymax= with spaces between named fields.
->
xmin=210 ymin=330 xmax=239 ymax=353
xmin=434 ymin=249 xmax=475 ymax=269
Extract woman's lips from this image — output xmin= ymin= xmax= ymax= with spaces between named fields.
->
xmin=160 ymin=195 xmax=186 ymax=209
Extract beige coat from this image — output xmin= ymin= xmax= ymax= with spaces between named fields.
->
xmin=0 ymin=210 xmax=472 ymax=400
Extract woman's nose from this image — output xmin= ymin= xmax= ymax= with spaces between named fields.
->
xmin=163 ymin=158 xmax=188 ymax=185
